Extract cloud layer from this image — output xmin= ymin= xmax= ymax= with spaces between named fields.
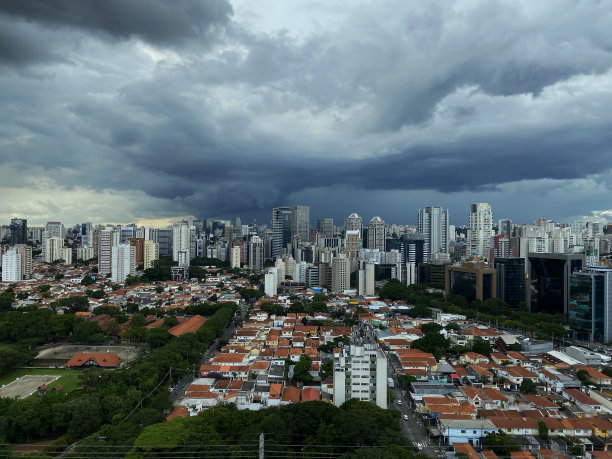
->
xmin=1 ymin=0 xmax=611 ymax=226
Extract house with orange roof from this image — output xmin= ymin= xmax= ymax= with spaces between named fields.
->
xmin=166 ymin=405 xmax=190 ymax=421
xmin=301 ymin=387 xmax=320 ymax=402
xmin=267 ymin=383 xmax=283 ymax=406
xmin=488 ymin=416 xmax=539 ymax=436
xmin=211 ymin=353 xmax=249 ymax=366
xmin=66 ymin=352 xmax=123 ymax=368
xmin=281 ymin=386 xmax=300 ymax=404
xmin=576 ymin=366 xmax=612 ymax=387
xmin=460 ymin=352 xmax=489 ymax=365
xmin=453 ymin=443 xmax=479 ymax=458
xmin=467 ymin=364 xmax=493 ymax=382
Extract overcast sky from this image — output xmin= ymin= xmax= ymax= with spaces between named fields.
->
xmin=1 ymin=0 xmax=612 ymax=228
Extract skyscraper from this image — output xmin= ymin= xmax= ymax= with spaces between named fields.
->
xmin=272 ymin=207 xmax=292 ymax=258
xmin=45 ymin=221 xmax=65 ymax=239
xmin=317 ymin=218 xmax=334 ymax=237
xmin=9 ymin=218 xmax=27 ymax=246
xmin=367 ymin=216 xmax=386 ymax=251
xmin=467 ymin=203 xmax=493 ymax=258
xmin=344 ymin=213 xmax=363 ymax=240
xmin=569 ymin=267 xmax=612 ymax=342
xmin=291 ymin=205 xmax=310 ymax=244
xmin=143 ymin=240 xmax=159 ymax=269
xmin=417 ymin=206 xmax=449 ymax=260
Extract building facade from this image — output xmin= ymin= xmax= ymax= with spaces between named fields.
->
xmin=467 ymin=203 xmax=493 ymax=258
xmin=418 ymin=206 xmax=449 ymax=260
xmin=569 ymin=267 xmax=612 ymax=342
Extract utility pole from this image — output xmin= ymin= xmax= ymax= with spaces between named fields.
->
xmin=259 ymin=433 xmax=264 ymax=459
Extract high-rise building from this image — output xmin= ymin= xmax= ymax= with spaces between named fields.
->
xmin=528 ymin=252 xmax=585 ymax=315
xmin=45 ymin=221 xmax=65 ymax=239
xmin=569 ymin=267 xmax=612 ymax=342
xmin=172 ymin=223 xmax=190 ymax=263
xmin=129 ymin=238 xmax=145 ymax=266
xmin=272 ymin=207 xmax=292 ymax=258
xmin=317 ymin=218 xmax=334 ymax=238
xmin=445 ymin=261 xmax=497 ymax=303
xmin=9 ymin=218 xmax=27 ymax=246
xmin=494 ymin=257 xmax=525 ymax=308
xmin=358 ymin=260 xmax=375 ymax=296
xmin=12 ymin=244 xmax=32 ymax=280
xmin=367 ymin=216 xmax=386 ymax=251
xmin=291 ymin=205 xmax=310 ymax=244
xmin=345 ymin=230 xmax=361 ymax=259
xmin=249 ymin=235 xmax=264 ymax=270
xmin=111 ymin=244 xmax=136 ymax=283
xmin=344 ymin=213 xmax=363 ymax=240
xmin=230 ymin=246 xmax=241 ymax=269
xmin=1 ymin=250 xmax=22 ymax=282
xmin=333 ymin=342 xmax=387 ymax=409
xmin=43 ymin=237 xmax=64 ymax=263
xmin=152 ymin=228 xmax=173 ymax=257
xmin=98 ymin=227 xmax=115 ymax=275
xmin=498 ymin=219 xmax=513 ymax=236
xmin=332 ymin=253 xmax=350 ymax=293
xmin=62 ymin=247 xmax=72 ymax=265
xmin=467 ymin=203 xmax=493 ymax=258
xmin=143 ymin=240 xmax=159 ymax=270
xmin=417 ymin=207 xmax=449 ymax=260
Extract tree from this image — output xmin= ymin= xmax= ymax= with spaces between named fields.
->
xmin=471 ymin=339 xmax=492 ymax=357
xmin=397 ymin=374 xmax=416 ymax=388
xmin=538 ymin=420 xmax=548 ymax=439
xmin=519 ymin=378 xmax=537 ymax=395
xmin=81 ymin=275 xmax=95 ymax=286
xmin=387 ymin=389 xmax=396 ymax=404
xmin=576 ymin=369 xmax=590 ymax=384
xmin=292 ymin=354 xmax=314 ymax=384
xmin=482 ymin=431 xmax=522 ymax=456
xmin=602 ymin=366 xmax=612 ymax=378
xmin=420 ymin=323 xmax=443 ymax=334
xmin=445 ymin=322 xmax=461 ymax=332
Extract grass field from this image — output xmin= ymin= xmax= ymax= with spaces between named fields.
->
xmin=0 ymin=368 xmax=84 ymax=396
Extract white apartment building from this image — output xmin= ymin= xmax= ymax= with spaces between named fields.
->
xmin=1 ymin=250 xmax=22 ymax=282
xmin=111 ymin=244 xmax=136 ymax=283
xmin=467 ymin=203 xmax=493 ymax=258
xmin=333 ymin=342 xmax=387 ymax=409
xmin=332 ymin=253 xmax=350 ymax=293
xmin=230 ymin=246 xmax=241 ymax=269
xmin=43 ymin=236 xmax=64 ymax=264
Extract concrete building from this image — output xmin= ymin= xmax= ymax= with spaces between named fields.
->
xmin=344 ymin=213 xmax=363 ymax=240
xmin=265 ymin=271 xmax=277 ymax=297
xmin=111 ymin=244 xmax=136 ymax=283
xmin=367 ymin=216 xmax=386 ymax=251
xmin=317 ymin=218 xmax=334 ymax=238
xmin=569 ymin=267 xmax=612 ymax=342
xmin=12 ymin=244 xmax=32 ymax=280
xmin=45 ymin=221 xmax=65 ymax=239
xmin=230 ymin=246 xmax=241 ymax=269
xmin=333 ymin=342 xmax=387 ymax=409
xmin=1 ymin=250 xmax=21 ymax=282
xmin=43 ymin=236 xmax=64 ymax=264
xmin=467 ymin=203 xmax=493 ymax=259
xmin=445 ymin=261 xmax=496 ymax=303
xmin=62 ymin=247 xmax=72 ymax=265
xmin=128 ymin=238 xmax=145 ymax=266
xmin=172 ymin=223 xmax=190 ymax=263
xmin=418 ymin=206 xmax=449 ymax=260
xmin=143 ymin=240 xmax=159 ymax=270
xmin=76 ymin=247 xmax=95 ymax=261
xmin=98 ymin=227 xmax=115 ymax=275
xmin=358 ymin=260 xmax=375 ymax=296
xmin=249 ymin=236 xmax=264 ymax=270
xmin=345 ymin=230 xmax=361 ymax=259
xmin=332 ymin=253 xmax=350 ymax=293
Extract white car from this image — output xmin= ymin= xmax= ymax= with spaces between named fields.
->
xmin=403 ymin=415 xmax=408 ymax=420
xmin=397 ymin=400 xmax=402 ymax=405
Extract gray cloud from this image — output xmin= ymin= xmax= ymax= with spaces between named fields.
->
xmin=2 ymin=0 xmax=612 ymax=225
xmin=0 ymin=0 xmax=233 ymax=44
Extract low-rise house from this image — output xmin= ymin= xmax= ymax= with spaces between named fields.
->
xmin=438 ymin=418 xmax=496 ymax=447
xmin=66 ymin=352 xmax=123 ymax=369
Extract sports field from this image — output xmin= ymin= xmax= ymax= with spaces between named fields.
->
xmin=0 ymin=368 xmax=84 ymax=398
xmin=0 ymin=374 xmax=59 ymax=399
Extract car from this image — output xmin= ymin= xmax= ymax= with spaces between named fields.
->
xmin=397 ymin=400 xmax=402 ymax=405
xmin=403 ymin=415 xmax=408 ymax=420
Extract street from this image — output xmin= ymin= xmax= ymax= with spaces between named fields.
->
xmin=389 ymin=367 xmax=442 ymax=458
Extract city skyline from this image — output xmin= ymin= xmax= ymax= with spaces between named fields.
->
xmin=1 ymin=1 xmax=612 ymax=226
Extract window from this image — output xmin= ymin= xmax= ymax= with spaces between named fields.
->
xmin=461 ymin=430 xmax=466 ymax=433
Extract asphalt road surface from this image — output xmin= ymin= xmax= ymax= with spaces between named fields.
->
xmin=388 ymin=366 xmax=442 ymax=458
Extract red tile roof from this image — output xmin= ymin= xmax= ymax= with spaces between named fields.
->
xmin=168 ymin=315 xmax=207 ymax=336
xmin=66 ymin=352 xmax=123 ymax=368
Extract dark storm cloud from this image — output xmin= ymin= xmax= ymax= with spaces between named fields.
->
xmin=2 ymin=0 xmax=612 ymax=224
xmin=0 ymin=0 xmax=233 ymax=45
